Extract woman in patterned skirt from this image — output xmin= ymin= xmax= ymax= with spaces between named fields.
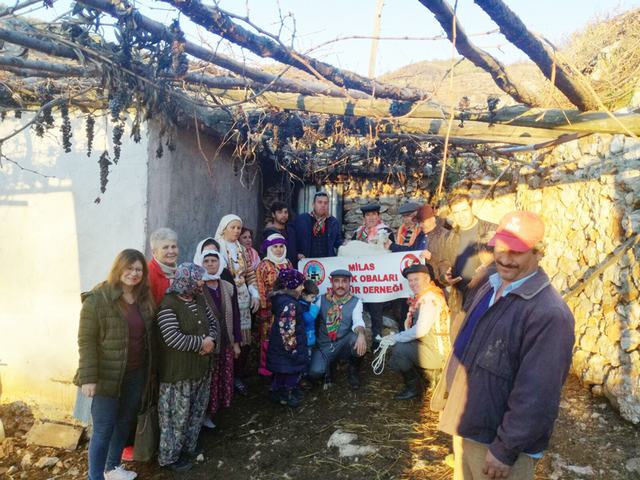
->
xmin=193 ymin=244 xmax=241 ymax=427
xmin=156 ymin=263 xmax=218 ymax=472
xmin=214 ymin=215 xmax=259 ymax=393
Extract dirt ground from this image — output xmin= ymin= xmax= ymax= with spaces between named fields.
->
xmin=1 ymin=362 xmax=639 ymax=479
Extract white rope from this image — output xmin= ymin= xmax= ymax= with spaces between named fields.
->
xmin=371 ymin=340 xmax=391 ymax=375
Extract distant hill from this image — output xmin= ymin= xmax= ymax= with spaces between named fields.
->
xmin=379 ymin=58 xmax=568 ymax=109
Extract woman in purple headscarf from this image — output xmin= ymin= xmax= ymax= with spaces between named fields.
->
xmin=256 ymin=233 xmax=292 ymax=376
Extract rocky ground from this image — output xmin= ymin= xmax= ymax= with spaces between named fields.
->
xmin=1 ymin=367 xmax=639 ymax=479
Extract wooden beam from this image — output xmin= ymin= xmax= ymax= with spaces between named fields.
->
xmin=78 ymin=0 xmax=370 ymax=99
xmin=0 ymin=55 xmax=95 ymax=76
xmin=465 ymin=105 xmax=640 ymax=135
xmin=207 ymin=88 xmax=640 ymax=136
xmin=474 ymin=0 xmax=600 ymax=111
xmin=158 ymin=0 xmax=427 ymax=101
xmin=0 ymin=26 xmax=78 ymax=60
xmin=417 ymin=0 xmax=542 ymax=107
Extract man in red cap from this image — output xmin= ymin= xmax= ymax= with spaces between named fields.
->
xmin=431 ymin=211 xmax=575 ymax=480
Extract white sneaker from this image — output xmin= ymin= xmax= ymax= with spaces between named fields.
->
xmin=202 ymin=416 xmax=216 ymax=429
xmin=104 ymin=465 xmax=137 ymax=480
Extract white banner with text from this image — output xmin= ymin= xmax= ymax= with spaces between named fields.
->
xmin=299 ymin=251 xmax=424 ymax=303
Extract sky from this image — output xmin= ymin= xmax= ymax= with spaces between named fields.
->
xmin=33 ymin=0 xmax=640 ymax=77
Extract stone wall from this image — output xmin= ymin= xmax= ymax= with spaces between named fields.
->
xmin=338 ymin=178 xmax=432 ymax=238
xmin=338 ymin=133 xmax=640 ymax=422
xmin=455 ymin=134 xmax=640 ymax=422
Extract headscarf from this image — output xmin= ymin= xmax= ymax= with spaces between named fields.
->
xmin=277 ymin=268 xmax=305 ymax=290
xmin=214 ymin=214 xmax=243 ymax=243
xmin=194 ymin=248 xmax=226 ymax=281
xmin=166 ymin=262 xmax=205 ymax=296
xmin=214 ymin=214 xmax=243 ymax=267
xmin=193 ymin=237 xmax=217 ymax=260
xmin=193 ymin=236 xmax=227 ymax=281
xmin=262 ymin=233 xmax=288 ymax=265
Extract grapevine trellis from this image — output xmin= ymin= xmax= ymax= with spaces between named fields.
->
xmin=0 ymin=0 xmax=638 ymax=199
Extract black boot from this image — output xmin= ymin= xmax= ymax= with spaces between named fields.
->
xmin=347 ymin=357 xmax=362 ymax=390
xmin=394 ymin=369 xmax=419 ymax=400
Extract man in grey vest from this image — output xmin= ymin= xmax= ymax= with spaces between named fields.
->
xmin=309 ymin=269 xmax=367 ymax=389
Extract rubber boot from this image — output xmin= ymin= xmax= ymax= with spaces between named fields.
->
xmin=394 ymin=369 xmax=419 ymax=400
xmin=347 ymin=356 xmax=362 ymax=390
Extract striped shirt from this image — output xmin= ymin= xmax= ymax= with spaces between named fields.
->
xmin=157 ymin=300 xmax=217 ymax=352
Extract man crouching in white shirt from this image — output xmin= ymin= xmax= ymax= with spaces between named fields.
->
xmin=381 ymin=263 xmax=450 ymax=400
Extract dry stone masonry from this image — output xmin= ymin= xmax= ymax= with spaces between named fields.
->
xmin=465 ymin=133 xmax=640 ymax=423
xmin=336 ymin=133 xmax=639 ymax=423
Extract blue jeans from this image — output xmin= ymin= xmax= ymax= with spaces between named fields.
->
xmin=88 ymin=368 xmax=144 ymax=480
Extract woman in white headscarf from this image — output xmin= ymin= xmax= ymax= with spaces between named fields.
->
xmin=214 ymin=215 xmax=260 ymax=392
xmin=194 ymin=246 xmax=240 ymax=427
xmin=255 ymin=234 xmax=292 ymax=376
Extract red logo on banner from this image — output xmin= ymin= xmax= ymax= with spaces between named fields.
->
xmin=303 ymin=260 xmax=325 ymax=285
xmin=400 ymin=253 xmax=421 ymax=271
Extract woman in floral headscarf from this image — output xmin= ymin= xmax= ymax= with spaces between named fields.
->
xmin=256 ymin=234 xmax=292 ymax=376
xmin=214 ymin=215 xmax=259 ymax=392
xmin=156 ymin=263 xmax=218 ymax=472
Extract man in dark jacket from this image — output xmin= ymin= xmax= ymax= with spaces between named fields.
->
xmin=295 ymin=191 xmax=342 ymax=259
xmin=263 ymin=200 xmax=298 ymax=266
xmin=431 ymin=211 xmax=574 ymax=480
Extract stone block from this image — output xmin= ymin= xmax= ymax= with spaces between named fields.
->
xmin=628 ymin=303 xmax=640 ymax=329
xmin=579 ymin=326 xmax=600 ymax=353
xmin=583 ymin=354 xmax=609 ymax=385
xmin=572 ymin=349 xmax=591 ymax=374
xmin=25 ymin=422 xmax=83 ymax=451
xmin=610 ymin=135 xmax=625 ymax=155
xmin=621 ymin=330 xmax=640 ymax=352
xmin=35 ymin=457 xmax=59 ymax=469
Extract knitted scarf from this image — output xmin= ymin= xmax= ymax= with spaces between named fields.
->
xmin=355 ymin=221 xmax=386 ymax=242
xmin=397 ymin=223 xmax=419 ymax=246
xmin=311 ymin=212 xmax=327 ymax=236
xmin=325 ymin=292 xmax=354 ymax=341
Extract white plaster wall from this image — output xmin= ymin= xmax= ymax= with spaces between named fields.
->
xmin=0 ymin=112 xmax=148 ymax=413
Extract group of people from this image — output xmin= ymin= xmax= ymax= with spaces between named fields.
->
xmin=75 ymin=191 xmax=576 ymax=480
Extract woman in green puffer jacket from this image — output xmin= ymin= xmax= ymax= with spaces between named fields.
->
xmin=74 ymin=249 xmax=156 ymax=480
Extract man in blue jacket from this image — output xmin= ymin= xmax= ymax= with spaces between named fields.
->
xmin=295 ymin=191 xmax=342 ymax=260
xmin=431 ymin=211 xmax=575 ymax=480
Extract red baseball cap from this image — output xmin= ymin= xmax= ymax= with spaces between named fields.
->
xmin=488 ymin=211 xmax=545 ymax=252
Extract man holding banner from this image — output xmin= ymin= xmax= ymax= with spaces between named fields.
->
xmin=308 ymin=269 xmax=368 ymax=389
xmin=352 ymin=203 xmax=395 ymax=350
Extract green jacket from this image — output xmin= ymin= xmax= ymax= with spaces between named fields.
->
xmin=74 ymin=282 xmax=155 ymax=397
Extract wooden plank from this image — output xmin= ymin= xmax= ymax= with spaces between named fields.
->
xmin=209 ymin=89 xmax=640 ymax=136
